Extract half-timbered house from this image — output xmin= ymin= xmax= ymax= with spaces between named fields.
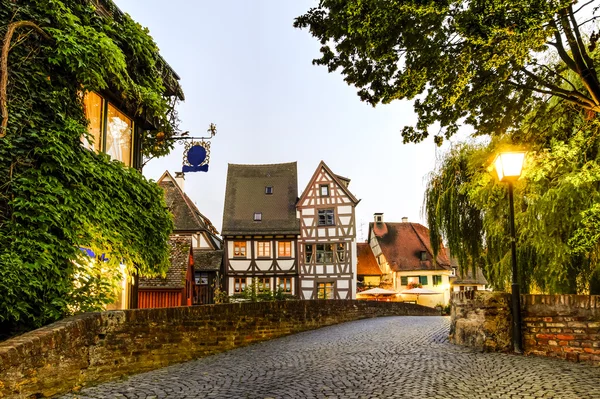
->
xmin=297 ymin=161 xmax=360 ymax=300
xmin=221 ymin=163 xmax=300 ymax=296
xmin=138 ymin=171 xmax=223 ymax=307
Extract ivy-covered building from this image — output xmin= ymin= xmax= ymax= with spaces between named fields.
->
xmin=1 ymin=0 xmax=185 ymax=335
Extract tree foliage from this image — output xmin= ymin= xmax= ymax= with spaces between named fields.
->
xmin=424 ymin=93 xmax=600 ymax=294
xmin=0 ymin=0 xmax=178 ymax=337
xmin=295 ymin=0 xmax=600 ymax=144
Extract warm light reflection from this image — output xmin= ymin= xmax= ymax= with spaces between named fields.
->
xmin=494 ymin=151 xmax=526 ymax=182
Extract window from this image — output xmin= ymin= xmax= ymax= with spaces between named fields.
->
xmin=82 ymin=92 xmax=133 ymax=166
xmin=419 ymin=251 xmax=427 ymax=261
xmin=316 ymin=244 xmax=334 ymax=263
xmin=278 ymin=277 xmax=292 ymax=293
xmin=336 ymin=243 xmax=346 ymax=262
xmin=317 ymin=282 xmax=334 ymax=299
xmin=320 ymin=184 xmax=330 ymax=196
xmin=278 ymin=241 xmax=292 ymax=257
xmin=401 ymin=276 xmax=424 ymax=286
xmin=265 ymin=186 xmax=273 ymax=195
xmin=253 ymin=212 xmax=262 ymax=221
xmin=233 ymin=241 xmax=246 ymax=257
xmin=82 ymin=92 xmax=103 ymax=152
xmin=433 ymin=275 xmax=442 ymax=286
xmin=258 ymin=278 xmax=270 ymax=292
xmin=234 ymin=278 xmax=246 ymax=293
xmin=419 ymin=276 xmax=428 ymax=286
xmin=318 ymin=209 xmax=334 ymax=226
xmin=106 ymin=103 xmax=133 ymax=166
xmin=375 ymin=214 xmax=383 ymax=222
xmin=451 ymin=267 xmax=457 ymax=277
xmin=257 ymin=241 xmax=270 ymax=257
xmin=305 ymin=244 xmax=313 ymax=263
xmin=195 ymin=272 xmax=209 ymax=285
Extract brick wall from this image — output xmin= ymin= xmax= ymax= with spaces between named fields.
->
xmin=450 ymin=292 xmax=600 ymax=365
xmin=0 ymin=300 xmax=439 ymax=399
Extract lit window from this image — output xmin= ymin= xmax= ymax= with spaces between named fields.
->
xmin=317 ymin=282 xmax=334 ymax=299
xmin=265 ymin=186 xmax=273 ymax=195
xmin=82 ymin=92 xmax=103 ymax=152
xmin=254 ymin=212 xmax=262 ymax=221
xmin=320 ymin=184 xmax=330 ymax=196
xmin=233 ymin=241 xmax=246 ymax=257
xmin=106 ymin=103 xmax=132 ymax=166
xmin=257 ymin=241 xmax=270 ymax=257
xmin=234 ymin=277 xmax=246 ymax=293
xmin=278 ymin=277 xmax=292 ymax=293
xmin=278 ymin=241 xmax=292 ymax=257
xmin=318 ymin=209 xmax=334 ymax=226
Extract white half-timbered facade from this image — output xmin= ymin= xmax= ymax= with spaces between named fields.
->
xmin=297 ymin=161 xmax=360 ymax=300
xmin=222 ymin=163 xmax=300 ymax=296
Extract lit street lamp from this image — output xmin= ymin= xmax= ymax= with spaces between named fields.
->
xmin=494 ymin=151 xmax=526 ymax=354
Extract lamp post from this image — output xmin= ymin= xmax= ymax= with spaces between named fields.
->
xmin=494 ymin=151 xmax=526 ymax=354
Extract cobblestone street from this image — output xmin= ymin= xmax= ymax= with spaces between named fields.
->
xmin=61 ymin=316 xmax=600 ymax=399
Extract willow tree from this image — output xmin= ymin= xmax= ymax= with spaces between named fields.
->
xmin=424 ymin=95 xmax=600 ymax=294
xmin=0 ymin=0 xmax=181 ymax=337
xmin=295 ymin=0 xmax=600 ymax=144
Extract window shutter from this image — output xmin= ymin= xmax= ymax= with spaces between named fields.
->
xmin=419 ymin=276 xmax=428 ymax=285
xmin=401 ymin=276 xmax=408 ymax=286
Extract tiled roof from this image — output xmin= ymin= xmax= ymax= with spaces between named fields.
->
xmin=453 ymin=262 xmax=489 ymax=285
xmin=192 ymin=249 xmax=223 ymax=271
xmin=298 ymin=161 xmax=360 ymax=206
xmin=222 ymin=163 xmax=300 ymax=235
xmin=370 ymin=222 xmax=451 ymax=272
xmin=357 ymin=243 xmax=382 ymax=276
xmin=139 ymin=236 xmax=190 ymax=288
xmin=157 ymin=171 xmax=221 ymax=239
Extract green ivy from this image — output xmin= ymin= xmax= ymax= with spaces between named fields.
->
xmin=0 ymin=0 xmax=178 ymax=337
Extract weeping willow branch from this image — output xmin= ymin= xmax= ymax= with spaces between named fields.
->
xmin=1 ymin=21 xmax=51 ymax=138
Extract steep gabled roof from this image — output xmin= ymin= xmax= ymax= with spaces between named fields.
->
xmin=157 ymin=171 xmax=221 ymax=240
xmin=222 ymin=163 xmax=300 ymax=235
xmin=192 ymin=249 xmax=223 ymax=272
xmin=370 ymin=221 xmax=451 ymax=272
xmin=139 ymin=236 xmax=191 ymax=288
xmin=357 ymin=243 xmax=382 ymax=276
xmin=298 ymin=161 xmax=360 ymax=206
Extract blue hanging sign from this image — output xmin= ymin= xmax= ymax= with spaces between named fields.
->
xmin=182 ymin=140 xmax=210 ymax=172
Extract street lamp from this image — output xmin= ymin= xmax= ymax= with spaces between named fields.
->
xmin=494 ymin=151 xmax=526 ymax=354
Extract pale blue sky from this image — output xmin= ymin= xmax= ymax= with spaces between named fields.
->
xmin=116 ymin=0 xmax=454 ymax=241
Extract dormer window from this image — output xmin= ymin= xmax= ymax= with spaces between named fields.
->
xmin=265 ymin=186 xmax=273 ymax=195
xmin=375 ymin=215 xmax=383 ymax=222
xmin=419 ymin=251 xmax=427 ymax=261
xmin=320 ymin=184 xmax=330 ymax=197
xmin=451 ymin=267 xmax=457 ymax=277
xmin=254 ymin=212 xmax=262 ymax=221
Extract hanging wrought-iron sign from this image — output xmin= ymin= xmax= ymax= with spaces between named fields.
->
xmin=182 ymin=140 xmax=210 ymax=172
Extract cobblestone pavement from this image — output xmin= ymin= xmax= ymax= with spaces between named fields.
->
xmin=60 ymin=316 xmax=600 ymax=399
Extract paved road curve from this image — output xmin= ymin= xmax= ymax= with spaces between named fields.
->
xmin=61 ymin=317 xmax=600 ymax=399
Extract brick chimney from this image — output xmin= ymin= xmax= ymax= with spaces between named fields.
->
xmin=174 ymin=171 xmax=185 ymax=191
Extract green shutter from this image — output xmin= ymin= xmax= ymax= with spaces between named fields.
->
xmin=401 ymin=276 xmax=408 ymax=286
xmin=420 ymin=276 xmax=428 ymax=286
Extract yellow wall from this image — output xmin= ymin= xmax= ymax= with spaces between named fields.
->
xmin=395 ymin=270 xmax=452 ymax=307
xmin=362 ymin=276 xmax=381 ymax=287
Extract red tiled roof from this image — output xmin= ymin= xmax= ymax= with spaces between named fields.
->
xmin=357 ymin=243 xmax=382 ymax=276
xmin=370 ymin=222 xmax=451 ymax=272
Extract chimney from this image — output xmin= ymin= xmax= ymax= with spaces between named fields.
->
xmin=174 ymin=171 xmax=185 ymax=191
xmin=401 ymin=216 xmax=408 ymax=223
xmin=374 ymin=213 xmax=383 ymax=223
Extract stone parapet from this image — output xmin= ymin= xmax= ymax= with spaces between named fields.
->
xmin=0 ymin=300 xmax=438 ymax=399
xmin=451 ymin=292 xmax=600 ymax=365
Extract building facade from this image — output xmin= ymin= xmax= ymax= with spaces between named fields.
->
xmin=221 ymin=163 xmax=300 ymax=297
xmin=297 ymin=162 xmax=359 ymax=300
xmin=138 ymin=171 xmax=223 ymax=307
xmin=368 ymin=214 xmax=453 ymax=307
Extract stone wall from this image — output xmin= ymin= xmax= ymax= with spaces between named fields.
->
xmin=450 ymin=292 xmax=600 ymax=365
xmin=0 ymin=300 xmax=439 ymax=399
xmin=449 ymin=291 xmax=512 ymax=351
